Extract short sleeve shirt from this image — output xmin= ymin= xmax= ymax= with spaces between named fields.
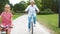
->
xmin=25 ymin=5 xmax=39 ymax=17
xmin=1 ymin=12 xmax=13 ymax=26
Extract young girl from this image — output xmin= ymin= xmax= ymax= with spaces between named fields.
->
xmin=0 ymin=4 xmax=13 ymax=34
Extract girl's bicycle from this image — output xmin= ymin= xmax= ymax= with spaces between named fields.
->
xmin=0 ymin=26 xmax=13 ymax=34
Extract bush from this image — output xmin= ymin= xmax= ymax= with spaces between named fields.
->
xmin=40 ymin=8 xmax=54 ymax=14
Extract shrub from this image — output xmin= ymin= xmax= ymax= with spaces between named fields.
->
xmin=40 ymin=8 xmax=54 ymax=14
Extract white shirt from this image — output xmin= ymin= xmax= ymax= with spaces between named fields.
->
xmin=25 ymin=5 xmax=39 ymax=17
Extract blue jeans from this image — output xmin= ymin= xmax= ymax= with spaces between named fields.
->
xmin=28 ymin=15 xmax=36 ymax=29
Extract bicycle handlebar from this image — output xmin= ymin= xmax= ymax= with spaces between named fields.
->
xmin=0 ymin=26 xmax=13 ymax=28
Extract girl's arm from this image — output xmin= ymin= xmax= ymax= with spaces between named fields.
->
xmin=11 ymin=14 xmax=13 ymax=27
xmin=0 ymin=15 xmax=1 ymax=18
xmin=0 ymin=13 xmax=2 ymax=18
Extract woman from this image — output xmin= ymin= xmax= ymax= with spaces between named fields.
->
xmin=25 ymin=0 xmax=40 ymax=32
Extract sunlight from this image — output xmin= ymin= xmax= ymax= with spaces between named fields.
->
xmin=9 ymin=0 xmax=28 ymax=5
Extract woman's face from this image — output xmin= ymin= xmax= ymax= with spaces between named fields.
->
xmin=31 ymin=1 xmax=34 ymax=6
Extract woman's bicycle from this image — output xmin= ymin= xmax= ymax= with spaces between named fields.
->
xmin=30 ymin=15 xmax=34 ymax=34
xmin=0 ymin=26 xmax=13 ymax=34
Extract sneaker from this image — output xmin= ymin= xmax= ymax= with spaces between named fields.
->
xmin=28 ymin=30 xmax=31 ymax=34
xmin=33 ymin=24 xmax=36 ymax=27
xmin=28 ymin=29 xmax=30 ymax=32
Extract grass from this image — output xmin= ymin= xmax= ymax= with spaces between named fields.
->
xmin=13 ymin=14 xmax=21 ymax=19
xmin=37 ymin=14 xmax=59 ymax=34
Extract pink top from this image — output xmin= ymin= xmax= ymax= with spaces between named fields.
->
xmin=1 ymin=11 xmax=13 ymax=26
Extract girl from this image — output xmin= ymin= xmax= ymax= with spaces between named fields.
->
xmin=0 ymin=4 xmax=13 ymax=34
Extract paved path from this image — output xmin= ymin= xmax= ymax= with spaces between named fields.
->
xmin=11 ymin=15 xmax=51 ymax=34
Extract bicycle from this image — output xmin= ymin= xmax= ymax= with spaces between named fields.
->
xmin=0 ymin=26 xmax=13 ymax=34
xmin=30 ymin=15 xmax=34 ymax=34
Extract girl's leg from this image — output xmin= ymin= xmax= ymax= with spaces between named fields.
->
xmin=0 ymin=27 xmax=2 ymax=34
xmin=0 ymin=27 xmax=2 ymax=31
xmin=6 ymin=28 xmax=11 ymax=34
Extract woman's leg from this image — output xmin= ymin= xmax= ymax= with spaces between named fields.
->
xmin=33 ymin=16 xmax=36 ymax=24
xmin=28 ymin=17 xmax=31 ymax=30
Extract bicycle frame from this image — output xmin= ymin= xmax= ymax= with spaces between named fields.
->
xmin=0 ymin=26 xmax=12 ymax=34
xmin=30 ymin=15 xmax=34 ymax=34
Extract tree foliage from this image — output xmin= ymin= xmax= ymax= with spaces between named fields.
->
xmin=41 ymin=0 xmax=58 ymax=13
xmin=0 ymin=0 xmax=10 ymax=14
xmin=13 ymin=1 xmax=26 ymax=13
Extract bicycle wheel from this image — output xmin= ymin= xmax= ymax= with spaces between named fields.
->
xmin=30 ymin=22 xmax=33 ymax=34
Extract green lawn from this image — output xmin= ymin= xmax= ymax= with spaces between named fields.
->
xmin=37 ymin=14 xmax=59 ymax=34
xmin=13 ymin=14 xmax=21 ymax=19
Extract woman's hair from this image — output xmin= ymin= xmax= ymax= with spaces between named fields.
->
xmin=30 ymin=0 xmax=35 ymax=3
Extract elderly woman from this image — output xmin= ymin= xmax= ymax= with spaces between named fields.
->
xmin=25 ymin=0 xmax=40 ymax=32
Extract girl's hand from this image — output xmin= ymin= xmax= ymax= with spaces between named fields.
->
xmin=10 ymin=24 xmax=14 ymax=28
xmin=0 ymin=16 xmax=1 ymax=18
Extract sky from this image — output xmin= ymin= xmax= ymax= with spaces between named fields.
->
xmin=9 ymin=0 xmax=28 ymax=5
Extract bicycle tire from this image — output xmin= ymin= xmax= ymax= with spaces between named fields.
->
xmin=32 ymin=22 xmax=33 ymax=34
xmin=30 ymin=22 xmax=33 ymax=34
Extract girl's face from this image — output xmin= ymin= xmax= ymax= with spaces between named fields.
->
xmin=4 ymin=5 xmax=11 ymax=12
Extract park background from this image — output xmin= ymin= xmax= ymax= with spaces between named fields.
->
xmin=0 ymin=0 xmax=59 ymax=34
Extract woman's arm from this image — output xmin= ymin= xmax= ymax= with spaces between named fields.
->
xmin=25 ymin=5 xmax=30 ymax=12
xmin=35 ymin=5 xmax=40 ymax=13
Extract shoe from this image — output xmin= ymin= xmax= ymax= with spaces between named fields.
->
xmin=33 ymin=24 xmax=36 ymax=27
xmin=28 ymin=29 xmax=30 ymax=32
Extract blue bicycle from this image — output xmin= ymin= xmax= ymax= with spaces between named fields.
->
xmin=30 ymin=15 xmax=34 ymax=34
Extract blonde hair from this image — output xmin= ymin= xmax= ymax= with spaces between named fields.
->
xmin=30 ymin=0 xmax=35 ymax=3
xmin=5 ymin=4 xmax=10 ymax=8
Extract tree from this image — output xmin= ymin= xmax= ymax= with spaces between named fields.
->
xmin=13 ymin=1 xmax=26 ymax=13
xmin=0 ymin=0 xmax=10 ymax=14
xmin=41 ymin=0 xmax=58 ymax=13
xmin=35 ymin=0 xmax=42 ymax=11
xmin=58 ymin=0 xmax=60 ymax=28
xmin=10 ymin=4 xmax=13 ymax=10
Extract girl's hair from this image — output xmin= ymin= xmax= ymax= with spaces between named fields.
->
xmin=5 ymin=4 xmax=10 ymax=8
